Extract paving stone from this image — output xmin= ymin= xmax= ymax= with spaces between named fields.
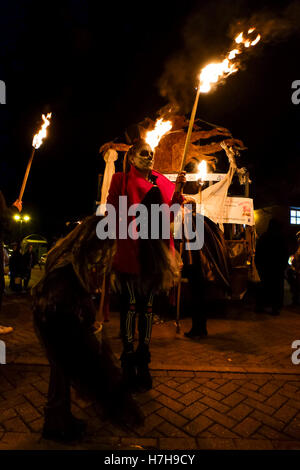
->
xmin=238 ymin=387 xmax=268 ymax=403
xmin=273 ymin=404 xmax=298 ymax=423
xmin=155 ymin=384 xmax=181 ymax=400
xmin=28 ymin=417 xmax=44 ymax=433
xmin=184 ymin=415 xmax=213 ymax=436
xmin=233 ymin=416 xmax=262 ymax=438
xmin=0 ymin=408 xmax=17 ymax=421
xmin=165 ymin=379 xmax=180 ymax=389
xmin=284 ymin=415 xmax=300 ymax=439
xmin=243 ymin=397 xmax=275 ymax=416
xmin=178 ymin=390 xmax=203 ymax=406
xmin=180 ymin=402 xmax=207 ymax=420
xmin=15 ymin=402 xmax=41 ymax=422
xmin=222 ymin=392 xmax=245 ymax=408
xmin=135 ymin=414 xmax=164 ymax=436
xmin=227 ymin=403 xmax=252 ymax=422
xmin=168 ymin=371 xmax=195 ymax=378
xmin=203 ymin=408 xmax=236 ymax=430
xmin=142 ymin=400 xmax=163 ymax=417
xmin=259 ymin=425 xmax=290 ymax=440
xmin=32 ymin=380 xmax=48 ymax=394
xmin=209 ymin=423 xmax=239 ymax=439
xmin=156 ymin=407 xmax=188 ymax=428
xmin=259 ymin=382 xmax=281 ymax=397
xmin=3 ymin=417 xmax=30 ymax=433
xmin=156 ymin=394 xmax=185 ymax=413
xmin=157 ymin=420 xmax=190 ymax=438
xmin=176 ymin=380 xmax=199 ymax=394
xmin=197 ymin=437 xmax=235 ymax=450
xmin=240 ymin=381 xmax=259 ymax=391
xmin=216 ymin=383 xmax=240 ymax=396
xmin=250 ymin=410 xmax=285 ymax=431
xmin=265 ymin=393 xmax=288 ymax=409
xmin=272 ymin=440 xmax=300 ymax=450
xmin=200 ymin=396 xmax=230 ymax=414
xmin=233 ymin=439 xmax=274 ymax=450
xmin=204 ymin=381 xmax=223 ymax=390
xmin=24 ymin=390 xmax=46 ymax=408
xmin=159 ymin=438 xmax=198 ymax=450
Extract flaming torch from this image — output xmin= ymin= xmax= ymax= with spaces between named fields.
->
xmin=18 ymin=113 xmax=52 ymax=202
xmin=145 ymin=118 xmax=172 ymax=150
xmin=180 ymin=28 xmax=261 ymax=171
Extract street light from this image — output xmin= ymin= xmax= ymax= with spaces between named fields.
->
xmin=13 ymin=214 xmax=31 ymax=240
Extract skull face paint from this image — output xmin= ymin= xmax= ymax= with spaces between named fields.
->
xmin=128 ymin=142 xmax=155 ymax=171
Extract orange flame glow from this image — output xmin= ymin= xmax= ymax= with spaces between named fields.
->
xmin=197 ymin=160 xmax=207 ymax=181
xmin=145 ymin=118 xmax=172 ymax=150
xmin=199 ymin=28 xmax=261 ymax=94
xmin=32 ymin=113 xmax=52 ymax=149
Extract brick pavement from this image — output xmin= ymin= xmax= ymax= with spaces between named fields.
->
xmin=0 ymin=365 xmax=300 ymax=450
xmin=1 ymin=274 xmax=300 ymax=450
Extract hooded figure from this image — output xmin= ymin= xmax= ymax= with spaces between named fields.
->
xmin=255 ymin=218 xmax=288 ymax=315
xmin=32 ymin=215 xmax=144 ymax=443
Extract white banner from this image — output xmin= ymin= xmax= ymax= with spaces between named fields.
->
xmin=164 ymin=173 xmax=226 ymax=182
xmin=222 ymin=197 xmax=254 ymax=226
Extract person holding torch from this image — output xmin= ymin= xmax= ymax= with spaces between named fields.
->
xmin=106 ymin=132 xmax=185 ymax=392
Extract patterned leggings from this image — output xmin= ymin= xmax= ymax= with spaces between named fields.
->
xmin=119 ymin=278 xmax=155 ymax=354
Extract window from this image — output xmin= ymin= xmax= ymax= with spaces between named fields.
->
xmin=290 ymin=208 xmax=300 ymax=225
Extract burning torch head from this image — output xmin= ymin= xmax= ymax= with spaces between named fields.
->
xmin=127 ymin=139 xmax=155 ymax=171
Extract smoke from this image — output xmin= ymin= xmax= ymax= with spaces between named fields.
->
xmin=158 ymin=0 xmax=300 ymax=113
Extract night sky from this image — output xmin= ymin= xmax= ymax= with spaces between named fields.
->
xmin=0 ymin=0 xmax=299 ymax=241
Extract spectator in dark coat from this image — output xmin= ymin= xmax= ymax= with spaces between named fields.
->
xmin=255 ymin=218 xmax=289 ymax=316
xmin=0 ymin=191 xmax=22 ymax=333
xmin=9 ymin=243 xmax=23 ymax=292
xmin=22 ymin=244 xmax=37 ymax=290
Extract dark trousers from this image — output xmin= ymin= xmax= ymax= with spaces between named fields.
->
xmin=119 ymin=278 xmax=155 ymax=360
xmin=256 ymin=273 xmax=284 ymax=313
xmin=23 ymin=270 xmax=31 ymax=289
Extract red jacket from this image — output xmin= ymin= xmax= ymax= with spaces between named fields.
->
xmin=107 ymin=166 xmax=182 ymax=274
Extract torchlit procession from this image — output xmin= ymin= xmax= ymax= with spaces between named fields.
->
xmin=0 ymin=0 xmax=300 ymax=459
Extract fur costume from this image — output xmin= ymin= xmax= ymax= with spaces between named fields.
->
xmin=32 ymin=215 xmax=144 ymax=441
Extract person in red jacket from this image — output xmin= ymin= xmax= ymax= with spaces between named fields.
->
xmin=106 ymin=139 xmax=185 ymax=391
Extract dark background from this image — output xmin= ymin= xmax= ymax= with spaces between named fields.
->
xmin=0 ymin=0 xmax=299 ymax=241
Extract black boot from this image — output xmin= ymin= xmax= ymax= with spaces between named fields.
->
xmin=184 ymin=327 xmax=208 ymax=339
xmin=120 ymin=350 xmax=138 ymax=392
xmin=136 ymin=346 xmax=152 ymax=392
xmin=42 ymin=407 xmax=85 ymax=443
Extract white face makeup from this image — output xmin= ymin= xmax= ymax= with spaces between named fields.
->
xmin=129 ymin=143 xmax=155 ymax=171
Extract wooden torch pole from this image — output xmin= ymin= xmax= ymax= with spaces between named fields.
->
xmin=180 ymin=86 xmax=201 ymax=172
xmin=176 ymin=85 xmax=201 ymax=333
xmin=18 ymin=147 xmax=36 ymax=202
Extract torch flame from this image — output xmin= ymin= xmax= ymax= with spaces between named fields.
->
xmin=145 ymin=118 xmax=172 ymax=151
xmin=32 ymin=113 xmax=52 ymax=149
xmin=199 ymin=28 xmax=261 ymax=94
xmin=197 ymin=160 xmax=207 ymax=181
xmin=235 ymin=32 xmax=244 ymax=44
xmin=251 ymin=34 xmax=261 ymax=46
